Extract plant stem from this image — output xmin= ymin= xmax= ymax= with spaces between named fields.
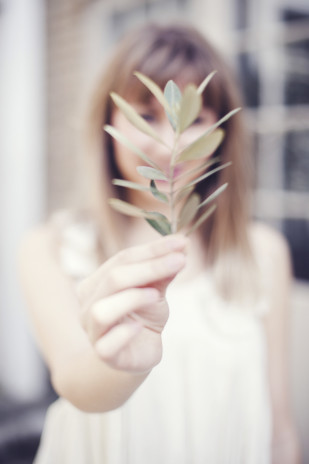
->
xmin=169 ymin=132 xmax=180 ymax=234
xmin=169 ymin=168 xmax=176 ymax=234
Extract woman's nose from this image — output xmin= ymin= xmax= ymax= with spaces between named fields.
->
xmin=159 ymin=121 xmax=175 ymax=150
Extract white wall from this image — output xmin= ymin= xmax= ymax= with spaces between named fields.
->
xmin=0 ymin=0 xmax=46 ymax=400
xmin=190 ymin=0 xmax=234 ymax=53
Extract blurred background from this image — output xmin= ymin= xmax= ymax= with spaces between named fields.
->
xmin=0 ymin=0 xmax=308 ymax=462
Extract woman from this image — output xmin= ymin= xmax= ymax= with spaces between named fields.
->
xmin=19 ymin=22 xmax=301 ymax=463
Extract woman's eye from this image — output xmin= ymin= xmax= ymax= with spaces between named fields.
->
xmin=192 ymin=116 xmax=204 ymax=125
xmin=140 ymin=113 xmax=156 ymax=122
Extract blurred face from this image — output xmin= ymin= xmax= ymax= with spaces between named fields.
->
xmin=111 ymin=94 xmax=217 ymax=208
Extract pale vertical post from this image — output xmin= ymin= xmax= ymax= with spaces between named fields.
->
xmin=0 ymin=0 xmax=46 ymax=399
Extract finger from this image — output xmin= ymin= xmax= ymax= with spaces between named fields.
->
xmin=88 ymin=287 xmax=160 ymax=340
xmin=102 ymin=251 xmax=186 ymax=295
xmin=78 ymin=235 xmax=189 ymax=299
xmin=95 ymin=322 xmax=142 ymax=362
xmin=152 ymin=275 xmax=176 ymax=295
xmin=111 ymin=234 xmax=189 ymax=265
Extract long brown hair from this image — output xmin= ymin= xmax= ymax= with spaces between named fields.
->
xmin=85 ymin=22 xmax=257 ymax=301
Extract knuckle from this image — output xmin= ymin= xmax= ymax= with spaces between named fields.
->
xmin=79 ymin=308 xmax=88 ymax=332
xmin=82 ymin=302 xmax=106 ymax=345
xmin=96 ymin=347 xmax=114 ymax=365
xmin=105 ymin=268 xmax=120 ymax=289
xmin=90 ymin=301 xmax=102 ymax=324
xmin=90 ymin=301 xmax=111 ymax=334
xmin=115 ymin=248 xmax=130 ymax=264
xmin=80 ymin=305 xmax=97 ymax=344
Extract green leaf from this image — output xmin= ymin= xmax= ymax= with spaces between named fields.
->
xmin=180 ymin=161 xmax=232 ymax=190
xmin=177 ymin=128 xmax=225 ymax=162
xmin=112 ymin=179 xmax=150 ymax=192
xmin=109 ymin=198 xmax=151 ymax=218
xmin=163 ymin=80 xmax=182 ymax=131
xmin=110 ymin=92 xmax=166 ymax=145
xmin=109 ymin=198 xmax=171 ymax=235
xmin=186 ymin=204 xmax=217 ymax=235
xmin=175 ymin=156 xmax=220 ymax=181
xmin=150 ymin=180 xmax=169 ymax=203
xmin=146 ymin=214 xmax=172 ymax=236
xmin=215 ymin=107 xmax=241 ymax=126
xmin=198 ymin=182 xmax=228 ymax=209
xmin=197 ymin=70 xmax=217 ymax=95
xmin=178 ymin=84 xmax=202 ymax=133
xmin=202 ymin=108 xmax=241 ymax=136
xmin=164 ymin=80 xmax=182 ymax=109
xmin=177 ymin=193 xmax=200 ymax=230
xmin=104 ymin=125 xmax=160 ymax=170
xmin=175 ymin=107 xmax=240 ymax=162
xmin=108 ymin=73 xmax=239 ymax=237
xmin=137 ymin=166 xmax=168 ymax=180
xmin=134 ymin=72 xmax=170 ymax=111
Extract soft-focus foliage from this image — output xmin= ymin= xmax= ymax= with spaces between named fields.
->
xmin=105 ymin=72 xmax=240 ymax=235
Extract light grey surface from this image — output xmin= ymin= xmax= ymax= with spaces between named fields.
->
xmin=290 ymin=280 xmax=309 ymax=464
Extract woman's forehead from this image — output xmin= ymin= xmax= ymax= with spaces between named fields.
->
xmin=112 ymin=51 xmax=221 ymax=111
xmin=121 ymin=70 xmax=205 ymax=103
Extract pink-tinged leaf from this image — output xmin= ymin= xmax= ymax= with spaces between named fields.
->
xmin=110 ymin=92 xmax=166 ymax=145
xmin=177 ymin=128 xmax=225 ymax=162
xmin=177 ymin=193 xmax=200 ymax=230
xmin=178 ymin=84 xmax=202 ymax=133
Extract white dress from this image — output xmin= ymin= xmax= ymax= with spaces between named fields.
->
xmin=34 ymin=213 xmax=272 ymax=464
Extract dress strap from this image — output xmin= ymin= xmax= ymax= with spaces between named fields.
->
xmin=49 ymin=210 xmax=100 ymax=281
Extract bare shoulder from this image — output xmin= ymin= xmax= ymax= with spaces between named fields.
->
xmin=248 ymin=221 xmax=292 ymax=279
xmin=18 ymin=222 xmax=63 ymax=290
xmin=249 ymin=221 xmax=290 ymax=259
xmin=19 ymin=210 xmax=86 ymax=259
xmin=19 ymin=222 xmax=56 ymax=264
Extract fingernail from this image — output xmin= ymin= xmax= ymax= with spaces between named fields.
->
xmin=166 ymin=235 xmax=188 ymax=251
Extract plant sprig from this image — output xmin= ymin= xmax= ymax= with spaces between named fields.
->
xmin=105 ymin=71 xmax=240 ymax=236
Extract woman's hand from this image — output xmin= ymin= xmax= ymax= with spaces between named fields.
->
xmin=78 ymin=234 xmax=188 ymax=374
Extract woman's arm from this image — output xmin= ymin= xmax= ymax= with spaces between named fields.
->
xmin=19 ymin=224 xmax=187 ymax=413
xmin=251 ymin=223 xmax=302 ymax=464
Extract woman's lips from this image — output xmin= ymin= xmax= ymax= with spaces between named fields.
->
xmin=156 ymin=165 xmax=183 ymax=180
xmin=172 ymin=166 xmax=183 ymax=179
xmin=154 ymin=166 xmax=184 ymax=191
